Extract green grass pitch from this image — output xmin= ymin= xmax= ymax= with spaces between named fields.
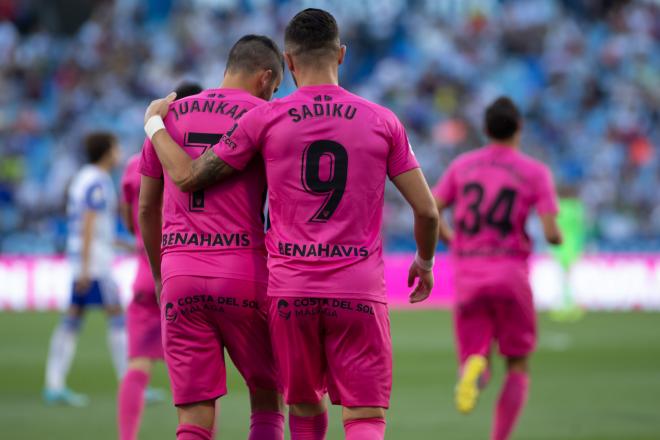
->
xmin=0 ymin=310 xmax=659 ymax=439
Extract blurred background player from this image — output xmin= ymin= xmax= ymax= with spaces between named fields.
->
xmin=550 ymin=187 xmax=587 ymax=322
xmin=139 ymin=35 xmax=284 ymax=440
xmin=44 ymin=132 xmax=126 ymax=406
xmin=116 ymin=81 xmax=202 ymax=440
xmin=144 ymin=8 xmax=439 ymax=440
xmin=433 ymin=97 xmax=562 ymax=440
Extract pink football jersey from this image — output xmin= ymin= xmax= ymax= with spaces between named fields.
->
xmin=120 ymin=154 xmax=154 ymax=294
xmin=433 ymin=144 xmax=558 ymax=271
xmin=139 ymin=88 xmax=268 ymax=283
xmin=213 ymin=84 xmax=419 ymax=302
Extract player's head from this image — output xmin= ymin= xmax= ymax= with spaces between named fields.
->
xmin=85 ymin=131 xmax=120 ymax=170
xmin=484 ymin=97 xmax=522 ymax=145
xmin=224 ymin=34 xmax=284 ymax=101
xmin=284 ymin=8 xmax=345 ymax=86
xmin=174 ymin=81 xmax=203 ymax=99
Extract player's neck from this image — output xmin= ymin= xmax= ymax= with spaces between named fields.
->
xmin=489 ymin=138 xmax=519 ymax=149
xmin=220 ymin=74 xmax=254 ymax=95
xmin=94 ymin=161 xmax=113 ymax=173
xmin=294 ymin=66 xmax=339 ymax=87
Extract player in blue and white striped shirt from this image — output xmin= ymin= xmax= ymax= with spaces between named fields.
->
xmin=44 ymin=132 xmax=126 ymax=406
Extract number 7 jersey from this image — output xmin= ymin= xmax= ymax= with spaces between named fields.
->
xmin=139 ymin=88 xmax=268 ymax=284
xmin=433 ymin=144 xmax=558 ymax=268
xmin=213 ymin=84 xmax=419 ymax=303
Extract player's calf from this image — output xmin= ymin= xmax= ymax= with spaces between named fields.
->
xmin=249 ymin=388 xmax=285 ymax=440
xmin=492 ymin=356 xmax=530 ymax=440
xmin=176 ymin=400 xmax=215 ymax=440
xmin=343 ymin=407 xmax=387 ymax=440
xmin=289 ymin=402 xmax=328 ymax=440
xmin=44 ymin=309 xmax=88 ymax=407
xmin=118 ymin=357 xmax=154 ymax=440
xmin=105 ymin=306 xmax=128 ymax=379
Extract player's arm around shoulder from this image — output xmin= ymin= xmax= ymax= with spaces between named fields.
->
xmin=391 ymin=168 xmax=440 ymax=303
xmin=143 ymin=92 xmax=236 ymax=193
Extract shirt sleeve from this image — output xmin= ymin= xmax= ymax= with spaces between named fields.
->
xmin=138 ymin=137 xmax=163 ymax=179
xmin=212 ymin=108 xmax=263 ymax=171
xmin=84 ymin=181 xmax=106 ymax=211
xmin=386 ymin=116 xmax=420 ymax=179
xmin=535 ymin=165 xmax=559 ymax=215
xmin=432 ymin=162 xmax=458 ymax=205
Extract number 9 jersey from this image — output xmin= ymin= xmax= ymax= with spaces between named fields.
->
xmin=433 ymin=144 xmax=559 ymax=271
xmin=213 ymin=85 xmax=419 ymax=303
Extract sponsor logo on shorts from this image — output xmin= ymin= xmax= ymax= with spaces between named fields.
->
xmin=279 ymin=298 xmax=376 ymax=319
xmin=277 ymin=299 xmax=291 ymax=320
xmin=164 ymin=302 xmax=178 ymax=322
xmin=165 ymin=295 xmax=259 ymax=318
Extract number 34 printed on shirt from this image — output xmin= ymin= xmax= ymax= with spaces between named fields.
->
xmin=459 ymin=182 xmax=518 ymax=237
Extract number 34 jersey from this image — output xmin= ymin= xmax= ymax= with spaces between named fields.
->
xmin=139 ymin=88 xmax=268 ymax=284
xmin=433 ymin=144 xmax=559 ymax=271
xmin=213 ymin=85 xmax=419 ymax=303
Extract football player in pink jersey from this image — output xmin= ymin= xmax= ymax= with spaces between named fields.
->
xmin=142 ymin=9 xmax=439 ymax=440
xmin=117 ymin=82 xmax=202 ymax=440
xmin=433 ymin=97 xmax=562 ymax=440
xmin=138 ymin=36 xmax=285 ymax=440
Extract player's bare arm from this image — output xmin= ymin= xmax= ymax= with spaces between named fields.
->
xmin=119 ymin=201 xmax=134 ymax=235
xmin=75 ymin=209 xmax=96 ymax=293
xmin=144 ymin=93 xmax=236 ymax=192
xmin=540 ymin=213 xmax=563 ymax=245
xmin=138 ymin=175 xmax=164 ymax=302
xmin=392 ymin=168 xmax=440 ymax=303
xmin=434 ymin=197 xmax=455 ymax=245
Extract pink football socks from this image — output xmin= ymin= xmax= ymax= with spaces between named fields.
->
xmin=117 ymin=369 xmax=149 ymax=440
xmin=344 ymin=417 xmax=386 ymax=440
xmin=492 ymin=371 xmax=530 ymax=440
xmin=176 ymin=423 xmax=213 ymax=440
xmin=289 ymin=412 xmax=328 ymax=440
xmin=249 ymin=411 xmax=285 ymax=440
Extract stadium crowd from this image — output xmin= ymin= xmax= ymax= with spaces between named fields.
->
xmin=0 ymin=0 xmax=658 ymax=253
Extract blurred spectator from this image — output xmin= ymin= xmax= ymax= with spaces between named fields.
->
xmin=0 ymin=0 xmax=658 ymax=253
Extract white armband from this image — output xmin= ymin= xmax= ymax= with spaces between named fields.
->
xmin=415 ymin=252 xmax=435 ymax=272
xmin=144 ymin=115 xmax=166 ymax=140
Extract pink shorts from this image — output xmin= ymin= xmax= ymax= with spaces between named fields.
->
xmin=161 ymin=275 xmax=279 ymax=406
xmin=269 ymin=297 xmax=392 ymax=408
xmin=127 ymin=289 xmax=162 ymax=360
xmin=453 ymin=265 xmax=536 ymax=365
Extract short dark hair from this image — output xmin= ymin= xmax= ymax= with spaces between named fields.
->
xmin=284 ymin=8 xmax=340 ymax=64
xmin=85 ymin=132 xmax=117 ymax=164
xmin=174 ymin=81 xmax=203 ymax=99
xmin=225 ymin=35 xmax=284 ymax=78
xmin=484 ymin=97 xmax=521 ymax=140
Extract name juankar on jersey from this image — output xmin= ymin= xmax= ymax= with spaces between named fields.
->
xmin=162 ymin=232 xmax=250 ymax=247
xmin=170 ymin=99 xmax=250 ymax=121
xmin=278 ymin=241 xmax=368 ymax=258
